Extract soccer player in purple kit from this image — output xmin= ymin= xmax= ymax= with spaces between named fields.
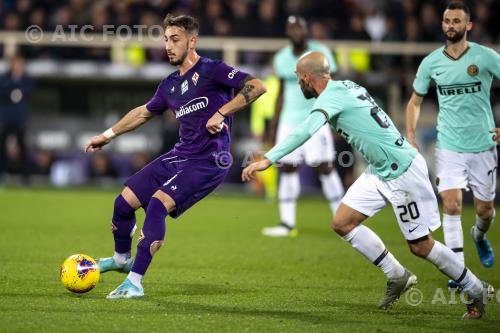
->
xmin=84 ymin=14 xmax=266 ymax=299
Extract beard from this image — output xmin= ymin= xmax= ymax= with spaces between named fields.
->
xmin=291 ymin=39 xmax=306 ymax=50
xmin=444 ymin=27 xmax=466 ymax=42
xmin=169 ymin=52 xmax=187 ymax=66
xmin=168 ymin=42 xmax=189 ymax=66
xmin=300 ymin=81 xmax=317 ymax=99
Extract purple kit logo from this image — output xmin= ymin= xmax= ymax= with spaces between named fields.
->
xmin=175 ymin=97 xmax=208 ymax=119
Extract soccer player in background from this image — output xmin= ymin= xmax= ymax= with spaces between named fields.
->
xmin=406 ymin=2 xmax=500 ymax=290
xmin=84 ymin=14 xmax=266 ymax=299
xmin=243 ymin=52 xmax=493 ymax=319
xmin=0 ymin=53 xmax=34 ymax=186
xmin=263 ymin=16 xmax=344 ymax=237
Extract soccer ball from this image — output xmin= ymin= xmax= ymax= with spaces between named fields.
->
xmin=60 ymin=254 xmax=100 ymax=293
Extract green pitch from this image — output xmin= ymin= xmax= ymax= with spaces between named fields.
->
xmin=0 ymin=188 xmax=498 ymax=332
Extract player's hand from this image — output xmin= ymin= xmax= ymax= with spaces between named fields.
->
xmin=84 ymin=134 xmax=111 ymax=153
xmin=206 ymin=111 xmax=226 ymax=134
xmin=242 ymin=159 xmax=272 ymax=182
xmin=491 ymin=128 xmax=500 ymax=144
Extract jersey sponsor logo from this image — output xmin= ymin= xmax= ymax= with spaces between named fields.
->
xmin=437 ymin=82 xmax=481 ymax=96
xmin=467 ymin=64 xmax=479 ymax=76
xmin=227 ymin=68 xmax=239 ymax=79
xmin=181 ymin=80 xmax=189 ymax=94
xmin=174 ymin=96 xmax=209 ymax=118
xmin=192 ymin=72 xmax=199 ymax=86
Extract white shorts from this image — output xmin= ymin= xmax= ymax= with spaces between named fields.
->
xmin=342 ymin=154 xmax=441 ymax=241
xmin=435 ymin=147 xmax=497 ymax=202
xmin=276 ymin=122 xmax=335 ymax=166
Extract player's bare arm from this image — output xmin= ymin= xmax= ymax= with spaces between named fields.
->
xmin=405 ymin=92 xmax=424 ymax=150
xmin=84 ymin=104 xmax=154 ymax=152
xmin=206 ymin=77 xmax=267 ymax=134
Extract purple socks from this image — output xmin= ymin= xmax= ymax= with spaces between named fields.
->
xmin=131 ymin=197 xmax=168 ymax=275
xmin=112 ymin=195 xmax=137 ymax=254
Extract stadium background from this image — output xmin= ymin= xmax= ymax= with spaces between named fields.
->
xmin=1 ymin=0 xmax=498 ymax=195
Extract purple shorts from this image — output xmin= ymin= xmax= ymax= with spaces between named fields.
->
xmin=125 ymin=151 xmax=229 ymax=218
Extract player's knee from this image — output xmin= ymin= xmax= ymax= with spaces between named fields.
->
xmin=331 ymin=217 xmax=351 ymax=236
xmin=114 ymin=194 xmax=136 ymax=218
xmin=408 ymin=236 xmax=433 ymax=258
xmin=476 ymin=203 xmax=494 ymax=221
xmin=409 ymin=243 xmax=427 ymax=258
xmin=152 ymin=190 xmax=176 ymax=212
xmin=442 ymin=198 xmax=462 ymax=215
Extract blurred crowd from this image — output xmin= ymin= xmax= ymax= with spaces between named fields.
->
xmin=1 ymin=0 xmax=499 ymax=60
xmin=1 ymin=0 xmax=499 ymax=188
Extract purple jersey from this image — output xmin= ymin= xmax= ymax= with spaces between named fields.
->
xmin=146 ymin=57 xmax=249 ymax=160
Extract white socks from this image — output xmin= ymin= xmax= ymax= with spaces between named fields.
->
xmin=278 ymin=172 xmax=300 ymax=228
xmin=342 ymin=225 xmax=405 ymax=279
xmin=442 ymin=214 xmax=464 ymax=264
xmin=472 ymin=210 xmax=495 ymax=241
xmin=127 ymin=271 xmax=143 ymax=288
xmin=426 ymin=241 xmax=483 ymax=297
xmin=279 ymin=169 xmax=345 ymax=228
xmin=113 ymin=251 xmax=131 ymax=265
xmin=319 ymin=170 xmax=344 ymax=215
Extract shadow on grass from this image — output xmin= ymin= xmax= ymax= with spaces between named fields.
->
xmin=155 ymin=282 xmax=256 ymax=297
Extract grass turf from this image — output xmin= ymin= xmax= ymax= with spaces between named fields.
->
xmin=0 ymin=188 xmax=498 ymax=332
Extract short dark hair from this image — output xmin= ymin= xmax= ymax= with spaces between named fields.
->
xmin=163 ymin=14 xmax=199 ymax=35
xmin=446 ymin=2 xmax=471 ymax=19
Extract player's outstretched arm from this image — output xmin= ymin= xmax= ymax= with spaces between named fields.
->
xmin=406 ymin=92 xmax=424 ymax=150
xmin=241 ymin=110 xmax=327 ymax=181
xmin=84 ymin=104 xmax=154 ymax=153
xmin=206 ymin=77 xmax=267 ymax=134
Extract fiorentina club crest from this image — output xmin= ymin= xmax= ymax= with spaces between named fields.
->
xmin=192 ymin=72 xmax=199 ymax=86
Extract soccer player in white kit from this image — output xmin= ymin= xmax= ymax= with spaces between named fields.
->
xmin=264 ymin=16 xmax=344 ymax=237
xmin=243 ymin=51 xmax=493 ymax=319
xmin=406 ymin=2 xmax=500 ymax=290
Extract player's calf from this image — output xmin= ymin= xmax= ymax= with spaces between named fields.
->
xmin=472 ymin=203 xmax=495 ymax=268
xmin=112 ymin=194 xmax=138 ymax=257
xmin=132 ymin=197 xmax=167 ymax=278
